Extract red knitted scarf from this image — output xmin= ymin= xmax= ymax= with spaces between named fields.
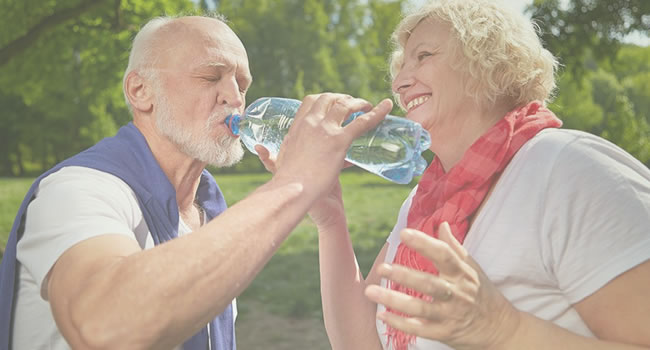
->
xmin=386 ymin=101 xmax=562 ymax=350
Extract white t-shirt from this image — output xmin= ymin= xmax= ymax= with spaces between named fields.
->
xmin=12 ymin=166 xmax=236 ymax=349
xmin=377 ymin=129 xmax=650 ymax=349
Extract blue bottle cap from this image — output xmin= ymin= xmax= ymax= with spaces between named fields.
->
xmin=343 ymin=111 xmax=364 ymax=126
xmin=225 ymin=114 xmax=241 ymax=136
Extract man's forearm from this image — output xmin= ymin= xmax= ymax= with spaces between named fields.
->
xmin=52 ymin=178 xmax=314 ymax=349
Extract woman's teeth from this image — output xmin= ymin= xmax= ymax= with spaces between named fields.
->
xmin=407 ymin=96 xmax=430 ymax=111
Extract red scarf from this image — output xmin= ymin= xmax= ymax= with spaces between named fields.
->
xmin=386 ymin=101 xmax=562 ymax=350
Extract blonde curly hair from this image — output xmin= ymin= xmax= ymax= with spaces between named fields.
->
xmin=389 ymin=0 xmax=558 ymax=109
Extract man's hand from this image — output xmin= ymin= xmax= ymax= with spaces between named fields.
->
xmin=270 ymin=93 xmax=392 ymax=205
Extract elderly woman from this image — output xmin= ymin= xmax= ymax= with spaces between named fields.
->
xmin=310 ymin=0 xmax=650 ymax=349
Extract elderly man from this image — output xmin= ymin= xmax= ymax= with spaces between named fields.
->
xmin=0 ymin=14 xmax=392 ymax=349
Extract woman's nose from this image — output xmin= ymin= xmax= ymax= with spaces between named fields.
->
xmin=391 ymin=69 xmax=413 ymax=94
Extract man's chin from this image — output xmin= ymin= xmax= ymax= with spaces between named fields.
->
xmin=207 ymin=143 xmax=245 ymax=168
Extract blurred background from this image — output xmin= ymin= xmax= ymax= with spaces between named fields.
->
xmin=1 ymin=0 xmax=649 ymax=348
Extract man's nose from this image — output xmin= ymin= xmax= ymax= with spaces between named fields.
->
xmin=217 ymin=75 xmax=244 ymax=109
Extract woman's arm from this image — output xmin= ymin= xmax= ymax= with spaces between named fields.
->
xmin=573 ymin=259 xmax=650 ymax=346
xmin=318 ymin=211 xmax=387 ymax=349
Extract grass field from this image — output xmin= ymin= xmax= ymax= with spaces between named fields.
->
xmin=0 ymin=177 xmax=34 ymax=251
xmin=0 ymin=171 xmax=415 ymax=348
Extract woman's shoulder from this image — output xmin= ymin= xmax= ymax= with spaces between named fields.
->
xmin=519 ymin=128 xmax=612 ymax=159
xmin=498 ymin=128 xmax=650 ymax=216
xmin=514 ymin=128 xmax=649 ymax=180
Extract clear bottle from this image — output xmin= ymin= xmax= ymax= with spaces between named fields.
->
xmin=225 ymin=97 xmax=431 ymax=184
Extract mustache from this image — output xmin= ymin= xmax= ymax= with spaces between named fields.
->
xmin=206 ymin=107 xmax=239 ymax=129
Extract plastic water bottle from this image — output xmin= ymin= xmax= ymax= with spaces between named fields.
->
xmin=225 ymin=97 xmax=431 ymax=184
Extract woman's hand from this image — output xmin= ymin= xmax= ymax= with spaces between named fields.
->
xmin=364 ymin=222 xmax=521 ymax=350
xmin=255 ymin=144 xmax=348 ymax=231
xmin=255 ymin=144 xmax=277 ymax=174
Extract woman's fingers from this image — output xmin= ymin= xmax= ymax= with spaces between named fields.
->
xmin=438 ymin=222 xmax=468 ymax=260
xmin=365 ymin=284 xmax=445 ymax=322
xmin=399 ymin=228 xmax=466 ymax=279
xmin=255 ymin=144 xmax=276 ymax=173
xmin=376 ymin=263 xmax=456 ymax=303
xmin=375 ymin=310 xmax=430 ymax=338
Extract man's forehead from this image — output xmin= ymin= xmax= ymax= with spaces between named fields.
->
xmin=190 ymin=22 xmax=248 ymax=64
xmin=204 ymin=40 xmax=248 ymax=59
xmin=159 ymin=20 xmax=250 ymax=73
xmin=195 ymin=45 xmax=250 ymax=72
xmin=164 ymin=17 xmax=246 ymax=53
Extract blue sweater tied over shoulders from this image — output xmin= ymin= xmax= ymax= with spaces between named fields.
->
xmin=0 ymin=123 xmax=234 ymax=350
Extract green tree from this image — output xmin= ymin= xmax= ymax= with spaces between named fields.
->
xmin=4 ymin=0 xmax=645 ymax=175
xmin=551 ymin=66 xmax=650 ymax=166
xmin=530 ymin=1 xmax=650 ymax=166
xmin=213 ymin=0 xmax=405 ymax=173
xmin=0 ymin=0 xmax=406 ymax=175
xmin=529 ymin=0 xmax=649 ymax=76
xmin=623 ymin=72 xmax=650 ymax=124
xmin=0 ymin=0 xmax=110 ymax=67
xmin=0 ymin=0 xmax=195 ymax=175
xmin=218 ymin=0 xmax=403 ymax=103
xmin=590 ymin=69 xmax=650 ymax=161
xmin=550 ymin=71 xmax=604 ymax=133
xmin=612 ymin=45 xmax=650 ymax=125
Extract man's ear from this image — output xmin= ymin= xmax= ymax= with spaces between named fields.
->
xmin=125 ymin=71 xmax=154 ymax=112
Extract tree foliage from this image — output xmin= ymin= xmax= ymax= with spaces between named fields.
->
xmin=529 ymin=0 xmax=649 ymax=76
xmin=550 ymin=45 xmax=650 ymax=164
xmin=217 ymin=0 xmax=402 ymax=104
xmin=0 ymin=0 xmax=201 ymax=175
xmin=532 ymin=0 xmax=650 ymax=165
xmin=0 ymin=0 xmax=648 ymax=176
xmin=0 ymin=0 xmax=406 ymax=175
xmin=214 ymin=0 xmax=405 ymax=173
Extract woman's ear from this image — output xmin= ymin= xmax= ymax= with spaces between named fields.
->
xmin=124 ymin=71 xmax=154 ymax=113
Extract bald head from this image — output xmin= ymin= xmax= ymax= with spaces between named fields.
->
xmin=122 ymin=15 xmax=248 ymax=111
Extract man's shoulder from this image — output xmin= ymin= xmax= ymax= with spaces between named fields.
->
xmin=40 ymin=166 xmax=133 ymax=192
xmin=37 ymin=166 xmax=141 ymax=213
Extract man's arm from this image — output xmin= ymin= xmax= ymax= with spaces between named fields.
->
xmin=48 ymin=179 xmax=311 ymax=349
xmin=47 ymin=94 xmax=393 ymax=349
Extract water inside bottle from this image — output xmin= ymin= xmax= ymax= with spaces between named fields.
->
xmin=346 ymin=124 xmax=430 ymax=184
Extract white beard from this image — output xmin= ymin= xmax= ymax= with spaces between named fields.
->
xmin=154 ymin=93 xmax=244 ymax=168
